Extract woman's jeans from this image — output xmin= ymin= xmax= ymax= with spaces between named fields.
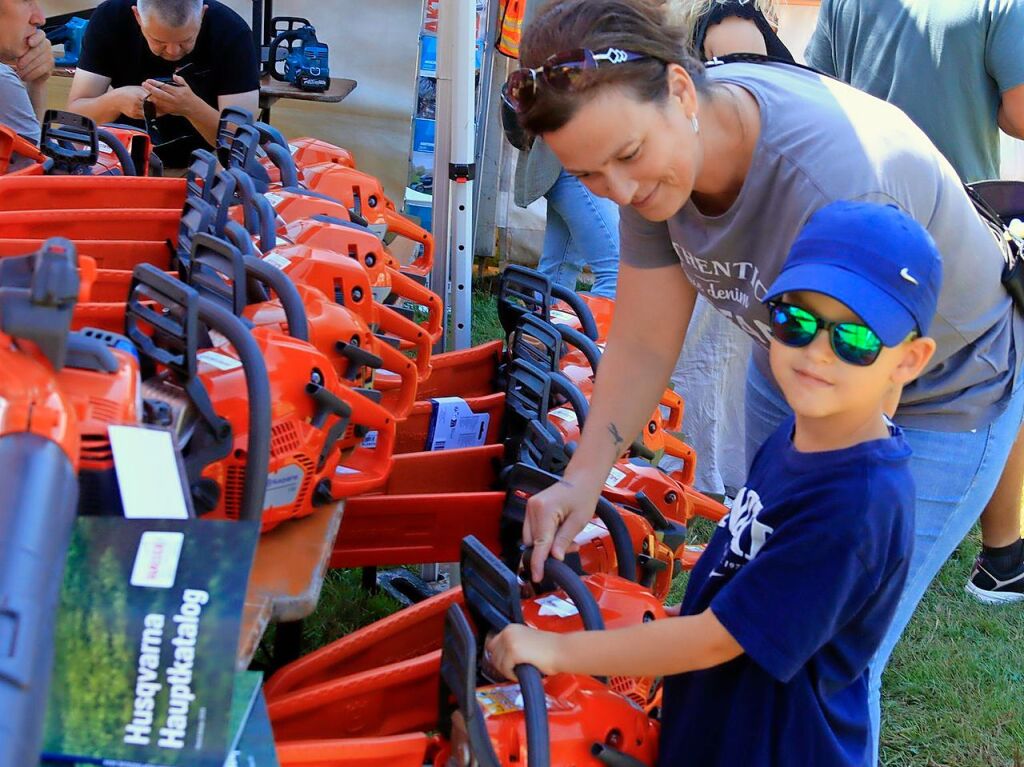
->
xmin=540 ymin=170 xmax=620 ymax=299
xmin=745 ymin=360 xmax=1024 ymax=765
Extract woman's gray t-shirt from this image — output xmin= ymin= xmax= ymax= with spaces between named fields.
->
xmin=620 ymin=62 xmax=1020 ymax=431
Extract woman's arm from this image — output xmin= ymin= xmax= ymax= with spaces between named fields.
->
xmin=523 ymin=261 xmax=697 ymax=580
xmin=487 ymin=607 xmax=743 ymax=680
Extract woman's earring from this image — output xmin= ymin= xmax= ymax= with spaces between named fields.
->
xmin=690 ymin=113 xmax=700 ymax=134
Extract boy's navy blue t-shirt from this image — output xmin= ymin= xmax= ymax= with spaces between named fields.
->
xmin=658 ymin=418 xmax=914 ymax=767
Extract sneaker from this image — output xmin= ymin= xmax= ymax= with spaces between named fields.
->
xmin=965 ymin=555 xmax=1024 ymax=604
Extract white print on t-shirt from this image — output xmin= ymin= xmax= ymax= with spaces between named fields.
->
xmin=710 ymin=486 xmax=775 ymax=579
xmin=671 ymin=242 xmax=774 ymax=347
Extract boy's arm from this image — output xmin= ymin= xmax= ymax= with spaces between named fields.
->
xmin=486 ymin=608 xmax=743 ymax=681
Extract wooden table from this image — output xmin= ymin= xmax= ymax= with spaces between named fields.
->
xmin=259 ymin=75 xmax=358 ymax=121
xmin=235 ymin=500 xmax=345 ymax=670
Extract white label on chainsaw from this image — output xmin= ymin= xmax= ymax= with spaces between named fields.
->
xmin=427 ymin=397 xmax=489 ymax=451
xmin=335 ymin=464 xmax=359 ymax=475
xmin=265 ymin=192 xmax=285 ymax=208
xmin=130 ymin=531 xmax=184 ymax=589
xmin=263 ymin=252 xmax=292 ymax=271
xmin=198 ymin=350 xmax=243 ymax=371
xmin=535 ymin=594 xmax=579 ymax=618
xmin=549 ymin=309 xmax=576 ymax=325
xmin=98 ymin=140 xmax=114 ymax=156
xmin=575 ymin=521 xmax=607 ymax=545
xmin=549 ymin=407 xmax=577 ymax=424
xmin=361 ymin=430 xmax=378 ymax=448
xmin=110 ymin=426 xmax=190 ymax=520
xmin=263 ymin=464 xmax=304 ymax=509
xmin=288 ymin=143 xmax=300 ymax=156
xmin=605 ymin=466 xmax=627 ymax=488
xmin=371 ymin=285 xmax=392 ymax=302
xmin=476 ymin=685 xmax=525 ymax=717
xmin=368 ymin=223 xmax=388 ymax=241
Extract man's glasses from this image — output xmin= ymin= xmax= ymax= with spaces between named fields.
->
xmin=767 ymin=301 xmax=885 ymax=366
xmin=504 ymin=47 xmax=656 ymax=113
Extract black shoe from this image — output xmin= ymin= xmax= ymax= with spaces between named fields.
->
xmin=965 ymin=554 xmax=1024 ymax=604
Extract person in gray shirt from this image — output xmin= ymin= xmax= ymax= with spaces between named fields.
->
xmin=509 ymin=0 xmax=1024 ymax=760
xmin=805 ymin=0 xmax=1024 ymax=627
xmin=0 ymin=0 xmax=53 ymax=144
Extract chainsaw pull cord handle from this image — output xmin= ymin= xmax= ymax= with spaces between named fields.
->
xmin=549 ymin=284 xmax=599 ymax=341
xmin=242 ymin=255 xmax=310 ymax=342
xmin=195 ymin=296 xmax=271 ymax=523
xmin=94 ymin=127 xmax=137 ymax=176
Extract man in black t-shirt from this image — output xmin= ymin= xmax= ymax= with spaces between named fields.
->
xmin=66 ymin=0 xmax=258 ymax=168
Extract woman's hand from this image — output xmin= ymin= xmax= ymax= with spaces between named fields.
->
xmin=485 ymin=625 xmax=561 ymax=681
xmin=523 ymin=476 xmax=601 ymax=582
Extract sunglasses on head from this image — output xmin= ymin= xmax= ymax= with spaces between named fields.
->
xmin=504 ymin=47 xmax=657 ymax=113
xmin=767 ymin=301 xmax=887 ymax=366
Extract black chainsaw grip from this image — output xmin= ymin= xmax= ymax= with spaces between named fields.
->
xmin=515 ymin=663 xmax=551 ymax=767
xmin=550 ymin=284 xmax=599 ymax=340
xmin=196 ymin=296 xmax=270 ymax=524
xmin=593 ymin=498 xmax=638 ymax=584
xmin=540 ymin=558 xmax=605 ymax=631
xmin=95 ymin=127 xmax=137 ymax=176
xmin=242 ymin=255 xmax=309 ymax=342
xmin=555 ymin=324 xmax=602 ymax=373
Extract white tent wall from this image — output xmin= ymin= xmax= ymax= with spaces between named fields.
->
xmin=41 ymin=0 xmax=422 ymax=200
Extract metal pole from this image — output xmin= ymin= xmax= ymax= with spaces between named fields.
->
xmin=446 ymin=0 xmax=477 ymax=350
xmin=429 ymin=0 xmax=454 ymax=352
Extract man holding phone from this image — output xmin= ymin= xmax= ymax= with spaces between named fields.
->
xmin=67 ymin=0 xmax=258 ymax=168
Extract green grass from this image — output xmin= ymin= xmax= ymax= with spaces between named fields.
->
xmin=292 ymin=286 xmax=1024 ymax=766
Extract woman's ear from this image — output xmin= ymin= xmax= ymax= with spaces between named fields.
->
xmin=665 ymin=62 xmax=698 ymax=114
xmin=891 ymin=336 xmax=937 ymax=387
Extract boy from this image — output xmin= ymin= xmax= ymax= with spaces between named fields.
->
xmin=486 ymin=200 xmax=941 ymax=766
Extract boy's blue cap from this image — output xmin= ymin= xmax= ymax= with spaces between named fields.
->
xmin=762 ymin=201 xmax=942 ymax=346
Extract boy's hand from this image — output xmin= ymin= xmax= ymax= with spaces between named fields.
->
xmin=523 ymin=477 xmax=599 ymax=582
xmin=485 ymin=625 xmax=561 ymax=681
xmin=142 ymin=75 xmax=200 ymax=118
xmin=17 ymin=29 xmax=53 ymax=83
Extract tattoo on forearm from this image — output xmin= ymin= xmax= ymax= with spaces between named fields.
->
xmin=607 ymin=422 xmax=625 ymax=450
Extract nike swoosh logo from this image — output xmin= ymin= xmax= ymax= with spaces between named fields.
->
xmin=900 ymin=268 xmax=919 ymax=285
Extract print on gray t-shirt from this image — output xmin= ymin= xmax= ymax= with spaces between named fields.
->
xmin=0 ymin=63 xmax=40 ymax=144
xmin=620 ymin=62 xmax=1021 ymax=432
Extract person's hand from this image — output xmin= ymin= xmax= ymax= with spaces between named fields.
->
xmin=142 ymin=75 xmax=199 ymax=118
xmin=485 ymin=625 xmax=561 ymax=681
xmin=16 ymin=29 xmax=53 ymax=84
xmin=114 ymin=86 xmax=150 ymax=120
xmin=522 ymin=476 xmax=600 ymax=582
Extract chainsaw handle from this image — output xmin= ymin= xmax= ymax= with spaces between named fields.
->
xmin=375 ymin=339 xmax=418 ymax=419
xmin=385 ymin=266 xmax=443 ymax=342
xmin=328 ymin=389 xmax=396 ymax=498
xmin=263 ymin=142 xmax=300 ymax=188
xmin=550 ymin=285 xmax=599 ymax=341
xmin=39 ymin=109 xmax=98 ymax=173
xmin=547 ymin=370 xmax=589 ymax=423
xmin=95 ymin=127 xmax=137 ymax=176
xmin=226 ymin=167 xmax=277 ymax=251
xmin=535 ymin=557 xmax=606 ymax=630
xmin=508 ymin=313 xmax=560 ymax=372
xmin=242 ymin=255 xmax=309 ymax=342
xmin=659 ymin=388 xmax=685 ymax=432
xmin=374 ymin=303 xmax=432 ymax=381
xmin=196 ymin=296 xmax=271 ymax=523
xmin=380 ymin=209 xmax=433 ymax=276
xmin=555 ymin=323 xmax=601 ymax=373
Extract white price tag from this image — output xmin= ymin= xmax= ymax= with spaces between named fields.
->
xmin=198 ymin=350 xmax=242 ymax=371
xmin=263 ymin=253 xmax=292 ymax=270
xmin=130 ymin=531 xmax=184 ymax=588
xmin=535 ymin=594 xmax=579 ymax=618
xmin=109 ymin=426 xmax=190 ymax=520
xmin=605 ymin=466 xmax=627 ymax=488
xmin=549 ymin=407 xmax=577 ymax=424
